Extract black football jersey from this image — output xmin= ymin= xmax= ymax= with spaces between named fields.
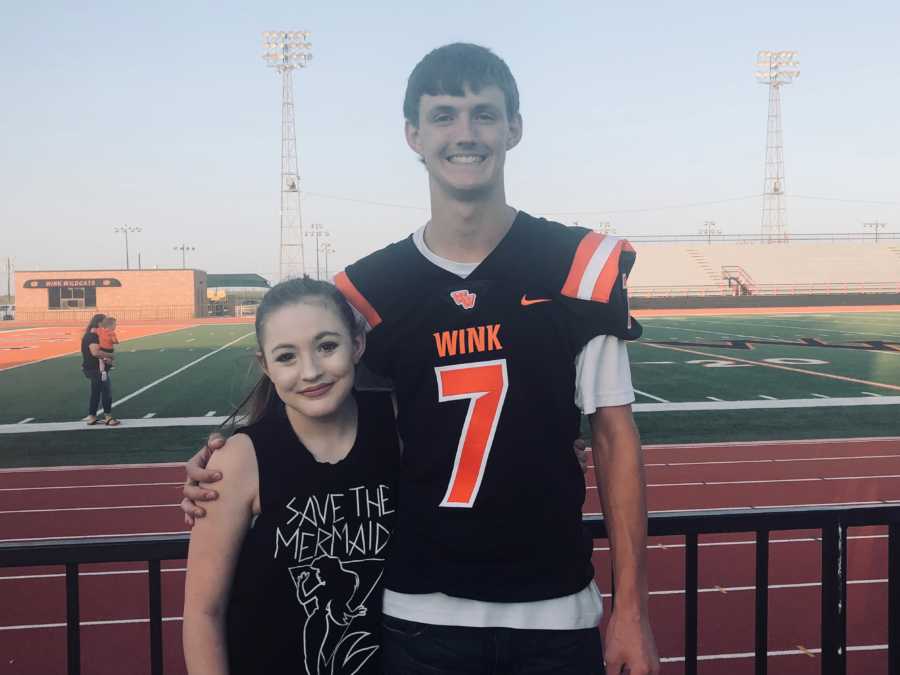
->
xmin=335 ymin=211 xmax=640 ymax=602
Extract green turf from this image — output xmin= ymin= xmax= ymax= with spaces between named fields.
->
xmin=1 ymin=312 xmax=898 ymax=467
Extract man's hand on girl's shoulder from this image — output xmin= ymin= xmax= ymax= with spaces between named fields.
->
xmin=180 ymin=433 xmax=227 ymax=527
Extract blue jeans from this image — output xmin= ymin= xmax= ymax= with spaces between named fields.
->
xmin=84 ymin=369 xmax=112 ymax=416
xmin=381 ymin=616 xmax=606 ymax=674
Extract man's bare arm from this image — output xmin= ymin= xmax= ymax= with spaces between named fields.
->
xmin=180 ymin=434 xmax=227 ymax=527
xmin=590 ymin=404 xmax=658 ymax=675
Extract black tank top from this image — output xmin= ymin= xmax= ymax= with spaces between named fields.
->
xmin=226 ymin=391 xmax=399 ymax=675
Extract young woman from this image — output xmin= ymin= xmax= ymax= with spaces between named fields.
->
xmin=183 ymin=278 xmax=400 ymax=675
xmin=81 ymin=313 xmax=119 ymax=426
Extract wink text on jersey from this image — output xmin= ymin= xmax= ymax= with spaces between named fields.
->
xmin=433 ymin=324 xmax=503 ymax=358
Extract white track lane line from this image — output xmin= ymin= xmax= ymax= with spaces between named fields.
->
xmin=641 ymin=474 xmax=900 ymax=488
xmin=658 ymin=644 xmax=887 ymax=664
xmin=0 ymin=530 xmax=186 ymax=544
xmin=0 ymin=503 xmax=177 ymax=515
xmin=0 ymin=567 xmax=186 ymax=581
xmin=645 ymin=453 xmax=900 ymax=467
xmin=594 ymin=533 xmax=887 ymax=552
xmin=0 ymin=481 xmax=181 ymax=492
xmin=0 ymin=617 xmax=184 ymax=631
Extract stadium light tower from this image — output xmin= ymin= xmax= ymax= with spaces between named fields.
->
xmin=755 ymin=50 xmax=800 ymax=243
xmin=262 ymin=30 xmax=313 ymax=281
xmin=113 ymin=225 xmax=142 ymax=270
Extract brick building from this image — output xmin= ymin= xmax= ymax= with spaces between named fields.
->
xmin=15 ymin=269 xmax=207 ymax=322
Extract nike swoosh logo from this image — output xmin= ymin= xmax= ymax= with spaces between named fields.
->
xmin=521 ymin=295 xmax=552 ymax=306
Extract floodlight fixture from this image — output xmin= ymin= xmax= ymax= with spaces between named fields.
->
xmin=173 ymin=244 xmax=197 ymax=269
xmin=261 ymin=29 xmax=313 ymax=73
xmin=113 ymin=225 xmax=142 ymax=269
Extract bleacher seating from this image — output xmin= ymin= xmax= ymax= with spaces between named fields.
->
xmin=628 ymin=241 xmax=900 ymax=297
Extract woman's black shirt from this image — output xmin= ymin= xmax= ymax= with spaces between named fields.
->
xmin=226 ymin=391 xmax=400 ymax=675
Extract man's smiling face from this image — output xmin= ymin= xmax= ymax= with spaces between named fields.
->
xmin=406 ymin=84 xmax=522 ymax=201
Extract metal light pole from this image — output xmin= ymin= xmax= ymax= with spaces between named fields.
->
xmin=755 ymin=50 xmax=800 ymax=243
xmin=304 ymin=223 xmax=329 ymax=279
xmin=320 ymin=242 xmax=334 ymax=280
xmin=863 ymin=221 xmax=887 ymax=242
xmin=262 ymin=30 xmax=313 ymax=281
xmin=173 ymin=244 xmax=196 ymax=269
xmin=699 ymin=221 xmax=721 ymax=244
xmin=113 ymin=225 xmax=142 ymax=269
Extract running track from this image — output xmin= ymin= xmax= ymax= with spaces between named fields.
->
xmin=1 ymin=437 xmax=899 ymax=675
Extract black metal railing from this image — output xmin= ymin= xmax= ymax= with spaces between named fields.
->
xmin=1 ymin=505 xmax=898 ymax=675
xmin=587 ymin=504 xmax=900 ymax=675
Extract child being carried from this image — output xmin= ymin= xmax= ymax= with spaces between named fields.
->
xmin=95 ymin=316 xmax=119 ymax=381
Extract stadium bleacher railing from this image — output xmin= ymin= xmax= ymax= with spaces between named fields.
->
xmin=1 ymin=504 xmax=898 ymax=675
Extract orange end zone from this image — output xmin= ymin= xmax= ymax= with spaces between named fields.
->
xmin=0 ymin=321 xmax=249 ymax=370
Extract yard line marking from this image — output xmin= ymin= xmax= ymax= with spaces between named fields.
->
xmin=633 ymin=388 xmax=669 ymax=403
xmin=632 ymin=361 xmax=675 ymax=365
xmin=0 ymin=481 xmax=182 ymax=492
xmin=0 ymin=616 xmax=184 ymax=632
xmin=17 ymin=418 xmax=34 ymax=424
xmin=143 ymin=412 xmax=156 ymax=418
xmin=861 ymin=391 xmax=882 ymax=397
xmin=204 ymin=410 xmax=216 ymax=416
xmin=186 ymin=338 xmax=195 ymax=342
xmin=109 ymin=331 xmax=253 ymax=410
xmin=644 ymin=342 xmax=900 ymax=392
xmin=0 ymin=503 xmax=177 ymax=515
xmin=812 ymin=393 xmax=830 ymax=398
xmin=705 ymin=396 xmax=724 ymax=402
xmin=759 ymin=395 xmax=777 ymax=400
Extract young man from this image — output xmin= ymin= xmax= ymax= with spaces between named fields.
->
xmin=185 ymin=43 xmax=658 ymax=674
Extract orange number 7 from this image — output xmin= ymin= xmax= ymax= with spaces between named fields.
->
xmin=435 ymin=359 xmax=509 ymax=508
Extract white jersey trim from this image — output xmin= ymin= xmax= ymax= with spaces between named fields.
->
xmin=382 ymin=582 xmax=603 ymax=630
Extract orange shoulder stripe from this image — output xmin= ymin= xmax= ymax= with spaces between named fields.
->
xmin=334 ymin=271 xmax=382 ymax=329
xmin=561 ymin=231 xmax=605 ymax=297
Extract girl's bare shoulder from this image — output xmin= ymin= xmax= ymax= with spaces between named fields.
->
xmin=203 ymin=433 xmax=258 ymax=487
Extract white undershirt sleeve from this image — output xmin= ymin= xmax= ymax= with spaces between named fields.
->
xmin=574 ymin=335 xmax=635 ymax=414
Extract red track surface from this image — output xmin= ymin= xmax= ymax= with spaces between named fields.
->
xmin=1 ymin=437 xmax=898 ymax=675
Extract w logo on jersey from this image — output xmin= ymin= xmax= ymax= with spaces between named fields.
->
xmin=451 ymin=289 xmax=477 ymax=310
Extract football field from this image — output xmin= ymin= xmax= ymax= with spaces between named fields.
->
xmin=0 ymin=311 xmax=898 ymax=467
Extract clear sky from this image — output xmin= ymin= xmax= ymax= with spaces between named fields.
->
xmin=2 ymin=0 xmax=898 ymax=282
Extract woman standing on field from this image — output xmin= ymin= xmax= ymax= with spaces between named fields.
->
xmin=81 ymin=313 xmax=119 ymax=426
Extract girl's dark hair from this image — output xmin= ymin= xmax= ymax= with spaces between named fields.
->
xmin=403 ymin=43 xmax=520 ymax=127
xmin=84 ymin=313 xmax=106 ymax=335
xmin=222 ymin=277 xmax=361 ymax=429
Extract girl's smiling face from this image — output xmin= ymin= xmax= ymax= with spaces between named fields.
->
xmin=259 ymin=299 xmax=364 ymax=420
